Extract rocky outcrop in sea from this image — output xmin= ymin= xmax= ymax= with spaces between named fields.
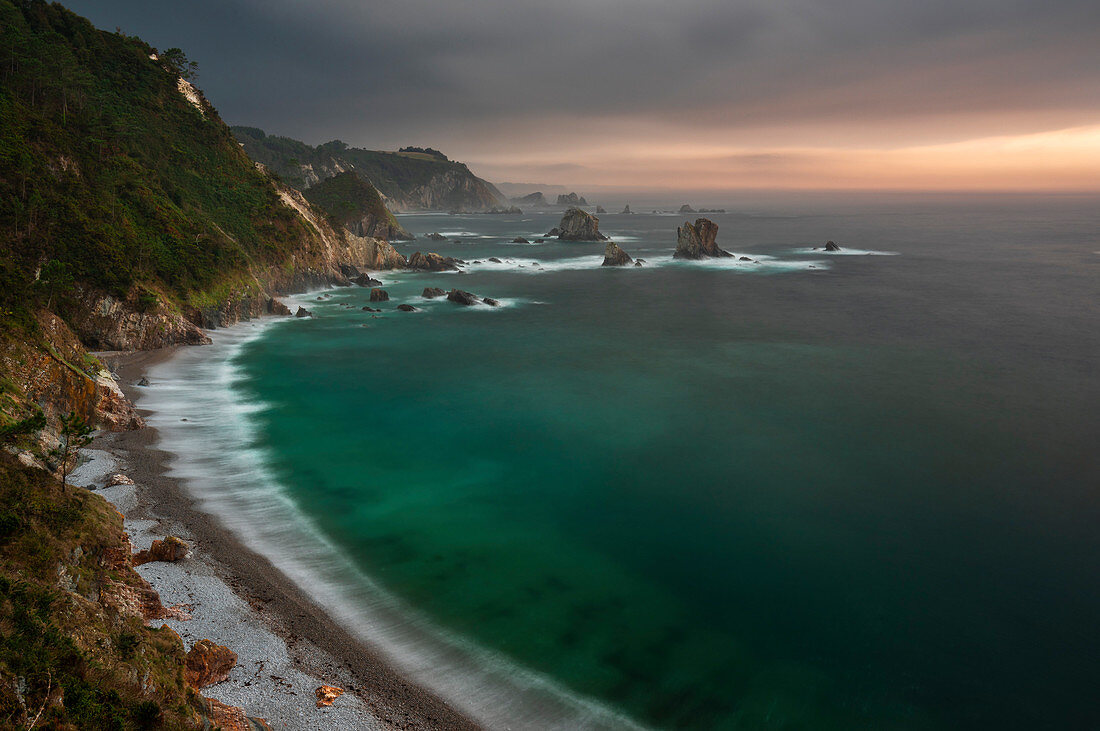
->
xmin=674 ymin=218 xmax=732 ymax=259
xmin=557 ymin=192 xmax=589 ymax=207
xmin=602 ymin=242 xmax=634 ymax=267
xmin=408 ymin=251 xmax=462 ymax=271
xmin=551 ymin=208 xmax=608 ymax=241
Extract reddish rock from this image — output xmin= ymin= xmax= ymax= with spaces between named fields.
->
xmin=674 ymin=218 xmax=732 ymax=259
xmin=408 ymin=251 xmax=461 ymax=271
xmin=185 ymin=640 xmax=237 ymax=688
xmin=369 ymin=288 xmax=389 ymax=302
xmin=315 ymin=685 xmax=345 ymax=708
xmin=201 ymin=697 xmax=272 ymax=730
xmin=133 ymin=535 xmax=189 ymax=566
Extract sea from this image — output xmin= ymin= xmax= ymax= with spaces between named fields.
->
xmin=139 ymin=196 xmax=1100 ymax=730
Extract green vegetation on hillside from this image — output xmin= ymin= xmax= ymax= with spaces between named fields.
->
xmin=0 ymin=452 xmax=202 ymax=728
xmin=232 ymin=126 xmax=505 ymax=210
xmin=0 ymin=0 xmax=315 ymax=320
xmin=303 ymin=170 xmax=409 ymax=238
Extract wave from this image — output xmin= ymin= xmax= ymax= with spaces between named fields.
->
xmin=138 ymin=324 xmax=646 ymax=731
xmin=792 ymin=247 xmax=899 ymax=256
xmin=454 ymin=253 xmax=827 ymax=274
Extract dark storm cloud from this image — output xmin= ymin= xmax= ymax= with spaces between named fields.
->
xmin=63 ymin=0 xmax=1100 ymax=151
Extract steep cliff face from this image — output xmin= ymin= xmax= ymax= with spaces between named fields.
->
xmin=303 ymin=171 xmax=413 ymax=241
xmin=232 ymin=127 xmax=507 ymax=212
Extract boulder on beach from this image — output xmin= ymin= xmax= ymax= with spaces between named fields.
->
xmin=447 ymin=289 xmax=480 ymax=306
xmin=408 ymin=251 xmax=461 ymax=271
xmin=184 ymin=640 xmax=237 ymax=689
xmin=396 ymin=304 xmax=417 ymax=312
xmin=295 ymin=306 xmax=312 ymax=318
xmin=554 ymin=208 xmax=608 ymax=242
xmin=602 ymin=241 xmax=634 ymax=267
xmin=106 ymin=473 xmax=135 ymax=488
xmin=369 ymin=288 xmax=389 ymax=302
xmin=133 ymin=535 xmax=190 ymax=566
xmin=422 ymin=287 xmax=447 ymax=298
xmin=674 ymin=218 xmax=732 ymax=259
xmin=824 ymin=240 xmax=842 ymax=251
xmin=315 ymin=686 xmax=345 ymax=708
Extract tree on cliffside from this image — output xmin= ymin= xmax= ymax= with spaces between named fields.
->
xmin=159 ymin=47 xmax=198 ymax=80
xmin=50 ymin=412 xmax=93 ymax=490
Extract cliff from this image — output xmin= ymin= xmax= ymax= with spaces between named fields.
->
xmin=232 ymin=127 xmax=507 ymax=212
xmin=304 ymin=171 xmax=413 ymax=241
xmin=0 ymin=3 xmax=408 ymax=722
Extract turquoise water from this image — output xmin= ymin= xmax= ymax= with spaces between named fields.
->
xmin=227 ymin=203 xmax=1099 ymax=729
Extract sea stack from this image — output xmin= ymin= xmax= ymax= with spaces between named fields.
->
xmin=602 ymin=241 xmax=634 ymax=267
xmin=678 ymin=204 xmax=696 ymax=214
xmin=621 ymin=205 xmax=633 ymax=215
xmin=824 ymin=241 xmax=842 ymax=251
xmin=674 ymin=218 xmax=732 ymax=259
xmin=552 ymin=207 xmax=608 ymax=241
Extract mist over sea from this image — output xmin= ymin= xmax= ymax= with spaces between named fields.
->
xmin=148 ymin=196 xmax=1100 ymax=729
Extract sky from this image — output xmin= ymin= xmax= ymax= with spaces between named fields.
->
xmin=65 ymin=0 xmax=1100 ymax=192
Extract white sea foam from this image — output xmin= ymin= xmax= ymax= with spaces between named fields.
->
xmin=453 ymin=253 xmax=826 ymax=274
xmin=793 ymin=247 xmax=899 ymax=256
xmin=138 ymin=322 xmax=648 ymax=731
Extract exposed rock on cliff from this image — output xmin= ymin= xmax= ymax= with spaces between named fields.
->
xmin=674 ymin=218 xmax=732 ymax=259
xmin=602 ymin=242 xmax=634 ymax=267
xmin=408 ymin=252 xmax=462 ymax=271
xmin=553 ymin=208 xmax=608 ymax=241
xmin=557 ymin=192 xmax=589 ymax=207
xmin=303 ymin=171 xmax=413 ymax=241
xmin=185 ymin=640 xmax=238 ymax=688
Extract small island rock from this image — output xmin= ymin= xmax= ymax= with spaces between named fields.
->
xmin=369 ymin=288 xmax=389 ymax=302
xmin=422 ymin=287 xmax=446 ymax=298
xmin=555 ymin=207 xmax=608 ymax=241
xmin=824 ymin=241 xmax=842 ymax=251
xmin=408 ymin=251 xmax=461 ymax=271
xmin=602 ymin=241 xmax=634 ymax=267
xmin=447 ymin=289 xmax=480 ymax=306
xmin=674 ymin=218 xmax=732 ymax=259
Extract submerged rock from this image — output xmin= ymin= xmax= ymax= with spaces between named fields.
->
xmin=674 ymin=218 xmax=732 ymax=259
xmin=422 ymin=287 xmax=446 ymax=298
xmin=483 ymin=297 xmax=501 ymax=307
xmin=824 ymin=240 xmax=842 ymax=251
xmin=602 ymin=241 xmax=634 ymax=267
xmin=361 ymin=306 xmax=381 ymax=312
xmin=185 ymin=640 xmax=237 ymax=689
xmin=369 ymin=288 xmax=389 ymax=302
xmin=554 ymin=208 xmax=608 ymax=241
xmin=512 ymin=237 xmax=530 ymax=243
xmin=447 ymin=289 xmax=480 ymax=306
xmin=396 ymin=304 xmax=418 ymax=312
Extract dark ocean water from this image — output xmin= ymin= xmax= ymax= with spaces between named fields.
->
xmin=200 ymin=200 xmax=1098 ymax=729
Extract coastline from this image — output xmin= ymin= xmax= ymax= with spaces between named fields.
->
xmin=87 ymin=332 xmax=481 ymax=730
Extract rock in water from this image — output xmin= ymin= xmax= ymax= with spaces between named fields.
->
xmin=408 ymin=251 xmax=461 ymax=271
xmin=674 ymin=218 xmax=732 ymax=259
xmin=621 ymin=204 xmax=633 ymax=214
xmin=556 ymin=192 xmax=589 ymax=207
xmin=396 ymin=304 xmax=417 ymax=311
xmin=545 ymin=227 xmax=562 ymax=237
xmin=426 ymin=232 xmax=447 ymax=240
xmin=268 ymin=298 xmax=292 ymax=316
xmin=596 ymin=205 xmax=607 ymax=214
xmin=422 ymin=287 xmax=446 ymax=298
xmin=678 ymin=204 xmax=696 ymax=214
xmin=369 ymin=288 xmax=389 ymax=302
xmin=555 ymin=208 xmax=608 ymax=241
xmin=136 ymin=377 xmax=150 ymax=387
xmin=184 ymin=640 xmax=237 ymax=688
xmin=824 ymin=240 xmax=842 ymax=251
xmin=353 ymin=274 xmax=383 ymax=287
xmin=295 ymin=307 xmax=312 ymax=318
xmin=602 ymin=241 xmax=634 ymax=267
xmin=512 ymin=237 xmax=530 ymax=243
xmin=447 ymin=289 xmax=480 ymax=306
xmin=482 ymin=297 xmax=501 ymax=306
